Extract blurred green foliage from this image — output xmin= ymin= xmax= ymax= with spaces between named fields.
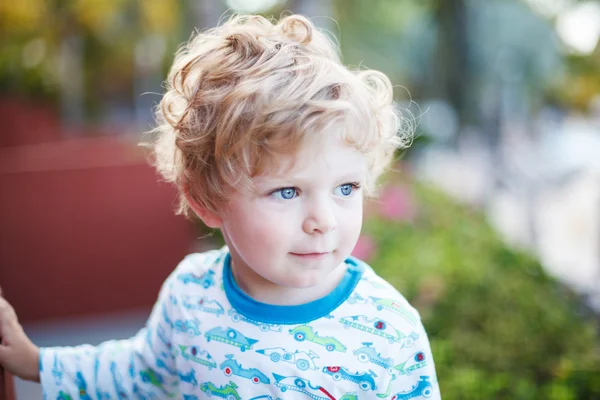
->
xmin=363 ymin=179 xmax=600 ymax=399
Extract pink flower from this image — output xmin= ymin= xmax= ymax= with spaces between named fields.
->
xmin=378 ymin=185 xmax=416 ymax=221
xmin=352 ymin=234 xmax=377 ymax=261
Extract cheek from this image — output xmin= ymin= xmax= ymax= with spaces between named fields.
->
xmin=339 ymin=202 xmax=363 ymax=241
xmin=229 ymin=208 xmax=294 ymax=250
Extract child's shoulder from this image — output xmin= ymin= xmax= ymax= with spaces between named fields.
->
xmin=342 ymin=257 xmax=421 ymax=328
xmin=163 ymin=246 xmax=227 ymax=291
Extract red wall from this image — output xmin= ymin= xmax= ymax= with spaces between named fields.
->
xmin=0 ymin=118 xmax=195 ymax=323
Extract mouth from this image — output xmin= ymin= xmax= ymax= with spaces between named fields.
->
xmin=289 ymin=252 xmax=331 ymax=260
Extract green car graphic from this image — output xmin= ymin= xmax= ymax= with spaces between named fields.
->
xmin=200 ymin=381 xmax=241 ymax=400
xmin=369 ymin=297 xmax=418 ymax=326
xmin=289 ymin=325 xmax=347 ymax=352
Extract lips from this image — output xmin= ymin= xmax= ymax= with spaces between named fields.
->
xmin=290 ymin=251 xmax=331 ymax=256
xmin=289 ymin=251 xmax=331 ymax=260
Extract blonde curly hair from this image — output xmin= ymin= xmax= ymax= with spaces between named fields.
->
xmin=151 ymin=14 xmax=411 ymax=218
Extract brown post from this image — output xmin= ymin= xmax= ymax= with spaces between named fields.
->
xmin=0 ymin=340 xmax=16 ymax=400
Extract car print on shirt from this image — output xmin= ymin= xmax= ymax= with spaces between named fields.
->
xmin=368 ymin=297 xmax=418 ymax=326
xmin=109 ymin=362 xmax=127 ymax=400
xmin=392 ymin=376 xmax=433 ymax=399
xmin=322 ymin=366 xmax=378 ymax=391
xmin=140 ymin=368 xmax=171 ymax=395
xmin=94 ymin=357 xmax=112 ymax=400
xmin=177 ymin=270 xmax=216 ymax=288
xmin=74 ymin=371 xmax=93 ymax=400
xmin=156 ymin=323 xmax=175 ymax=357
xmin=132 ymin=382 xmax=159 ymax=400
xmin=162 ymin=304 xmax=174 ymax=328
xmin=272 ymin=373 xmax=335 ymax=400
xmin=179 ymin=345 xmax=217 ymax=370
xmin=156 ymin=355 xmax=177 ymax=376
xmin=339 ymin=315 xmax=419 ymax=347
xmin=219 ymin=354 xmax=270 ymax=384
xmin=200 ymin=381 xmax=241 ymax=400
xmin=256 ymin=347 xmax=319 ymax=371
xmin=182 ymin=295 xmax=225 ymax=316
xmin=289 ymin=325 xmax=347 ymax=352
xmin=359 ymin=276 xmax=388 ymax=289
xmin=353 ymin=342 xmax=395 ymax=372
xmin=249 ymin=396 xmax=284 ymax=400
xmin=205 ymin=326 xmax=259 ymax=352
xmin=339 ymin=394 xmax=359 ymax=400
xmin=394 ymin=351 xmax=428 ymax=376
xmin=173 ymin=318 xmax=201 ymax=337
xmin=347 ymin=292 xmax=369 ymax=305
xmin=52 ymin=353 xmax=64 ymax=386
xmin=57 ymin=392 xmax=73 ymax=400
xmin=228 ymin=309 xmax=283 ymax=332
xmin=178 ymin=367 xmax=198 ymax=387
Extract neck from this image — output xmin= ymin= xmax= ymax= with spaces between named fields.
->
xmin=230 ymin=258 xmax=348 ymax=306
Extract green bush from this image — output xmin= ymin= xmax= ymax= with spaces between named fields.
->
xmin=363 ymin=180 xmax=600 ymax=399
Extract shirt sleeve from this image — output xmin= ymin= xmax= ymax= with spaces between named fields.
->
xmin=382 ymin=319 xmax=441 ymax=399
xmin=39 ymin=275 xmax=179 ymax=399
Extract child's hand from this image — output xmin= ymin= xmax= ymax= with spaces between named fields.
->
xmin=0 ymin=287 xmax=40 ymax=382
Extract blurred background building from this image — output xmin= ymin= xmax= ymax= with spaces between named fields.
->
xmin=1 ymin=0 xmax=599 ymax=398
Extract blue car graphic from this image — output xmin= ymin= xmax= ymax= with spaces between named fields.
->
xmin=162 ymin=304 xmax=174 ymax=328
xmin=52 ymin=353 xmax=64 ymax=386
xmin=178 ymin=270 xmax=216 ymax=288
xmin=228 ymin=309 xmax=283 ymax=332
xmin=339 ymin=315 xmax=418 ymax=346
xmin=392 ymin=376 xmax=433 ymax=399
xmin=256 ymin=347 xmax=319 ymax=371
xmin=173 ymin=318 xmax=201 ymax=337
xmin=353 ymin=342 xmax=394 ymax=371
xmin=220 ymin=354 xmax=270 ymax=384
xmin=156 ymin=356 xmax=177 ymax=376
xmin=347 ymin=292 xmax=369 ymax=305
xmin=182 ymin=295 xmax=225 ymax=316
xmin=156 ymin=323 xmax=174 ymax=354
xmin=272 ymin=374 xmax=334 ymax=400
xmin=132 ymin=382 xmax=158 ymax=400
xmin=74 ymin=371 xmax=93 ymax=400
xmin=109 ymin=362 xmax=127 ymax=400
xmin=205 ymin=326 xmax=259 ymax=352
xmin=178 ymin=368 xmax=198 ymax=387
xmin=94 ymin=358 xmax=112 ymax=399
xmin=179 ymin=345 xmax=217 ymax=370
xmin=322 ymin=366 xmax=378 ymax=391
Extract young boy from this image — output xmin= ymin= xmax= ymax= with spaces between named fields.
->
xmin=0 ymin=14 xmax=440 ymax=399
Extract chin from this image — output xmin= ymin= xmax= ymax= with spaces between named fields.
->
xmin=283 ymin=269 xmax=332 ymax=289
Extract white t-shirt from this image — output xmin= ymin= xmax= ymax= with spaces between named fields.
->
xmin=40 ymin=246 xmax=441 ymax=400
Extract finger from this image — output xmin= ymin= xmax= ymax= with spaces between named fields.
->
xmin=0 ymin=296 xmax=17 ymax=322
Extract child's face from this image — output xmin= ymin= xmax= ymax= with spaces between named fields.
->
xmin=220 ymin=133 xmax=366 ymax=293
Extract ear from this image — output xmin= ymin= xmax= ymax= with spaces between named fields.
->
xmin=184 ymin=187 xmax=223 ymax=229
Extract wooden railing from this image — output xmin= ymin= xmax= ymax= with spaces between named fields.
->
xmin=0 ymin=352 xmax=16 ymax=400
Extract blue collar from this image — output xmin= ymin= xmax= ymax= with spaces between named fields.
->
xmin=222 ymin=253 xmax=365 ymax=324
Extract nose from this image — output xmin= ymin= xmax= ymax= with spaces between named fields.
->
xmin=303 ymin=198 xmax=337 ymax=234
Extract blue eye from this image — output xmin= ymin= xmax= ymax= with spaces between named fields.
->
xmin=272 ymin=187 xmax=297 ymax=200
xmin=335 ymin=183 xmax=360 ymax=197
